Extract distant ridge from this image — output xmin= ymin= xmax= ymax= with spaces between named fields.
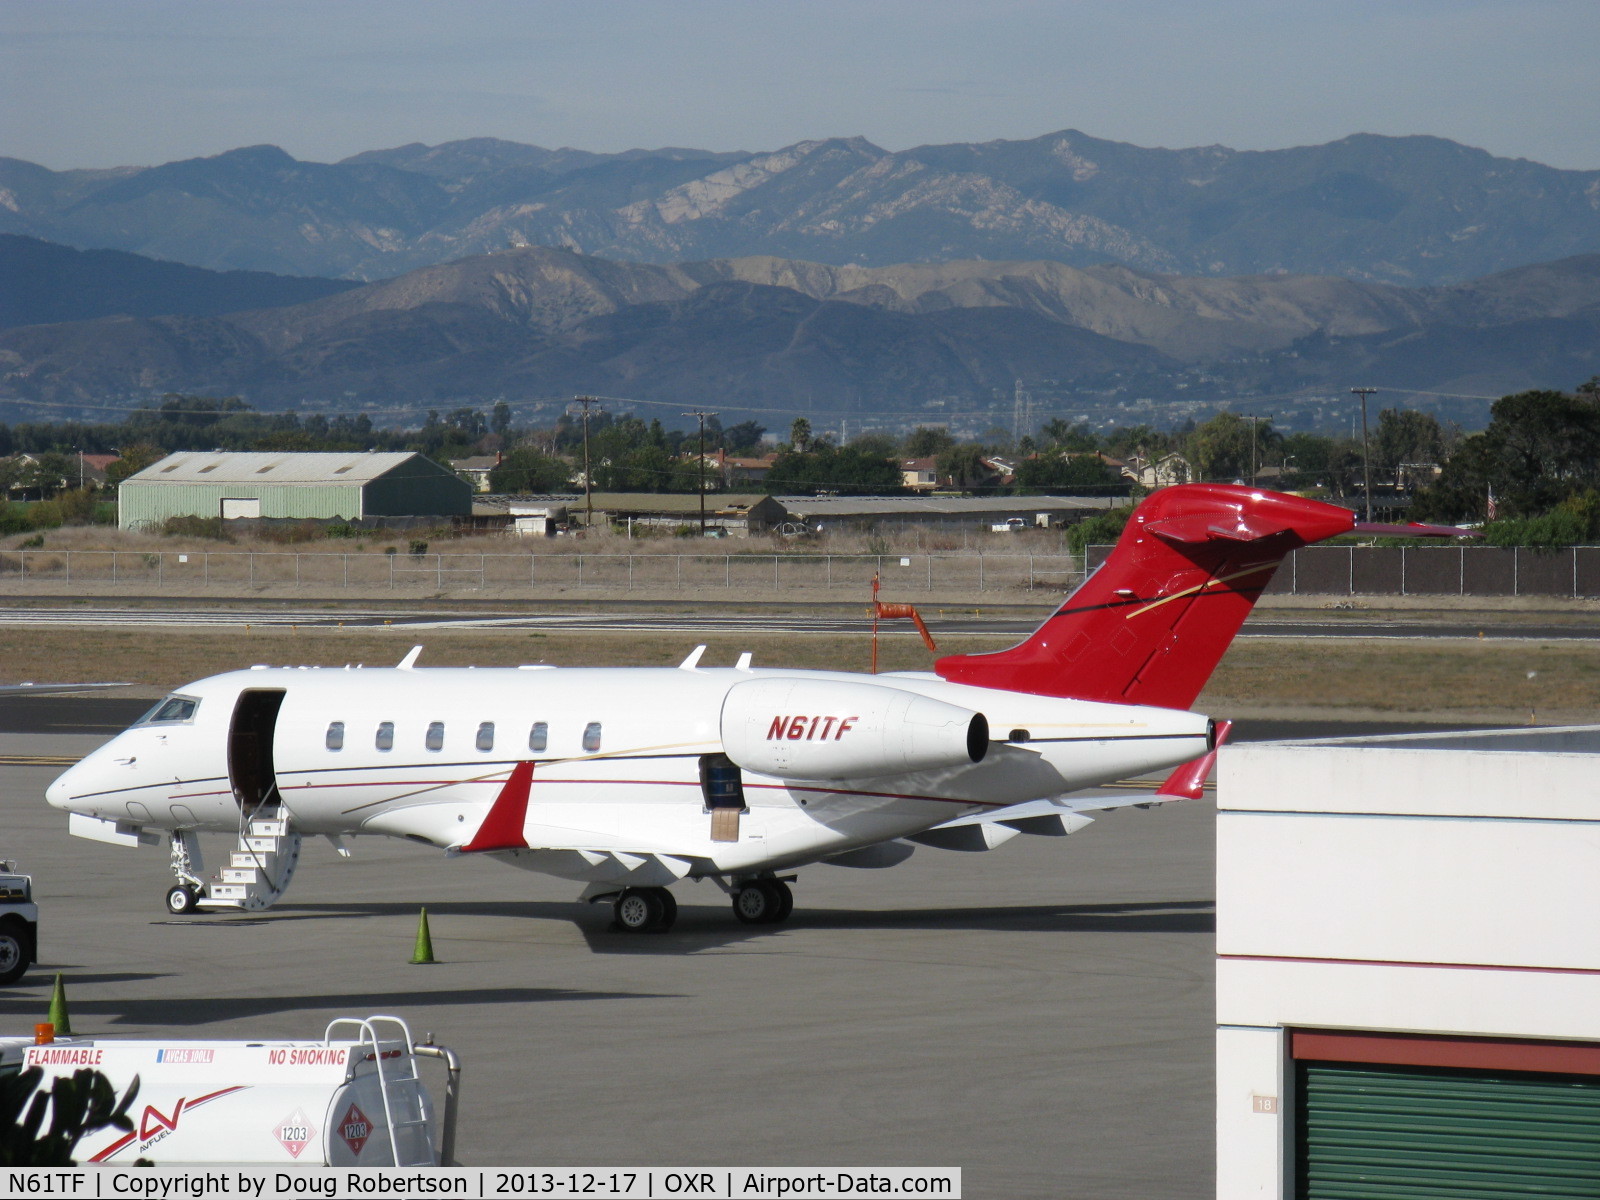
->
xmin=0 ymin=235 xmax=358 ymax=329
xmin=2 ymin=241 xmax=1595 ymax=420
xmin=2 ymin=129 xmax=1597 ymax=285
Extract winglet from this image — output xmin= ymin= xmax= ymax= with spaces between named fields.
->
xmin=1156 ymin=719 xmax=1233 ymax=800
xmin=461 ymin=761 xmax=534 ymax=852
xmin=397 ymin=645 xmax=423 ymax=670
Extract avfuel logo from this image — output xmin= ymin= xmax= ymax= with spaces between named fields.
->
xmin=767 ymin=715 xmax=859 ymax=742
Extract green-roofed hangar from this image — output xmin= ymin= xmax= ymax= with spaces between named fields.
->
xmin=118 ymin=451 xmax=472 ymax=531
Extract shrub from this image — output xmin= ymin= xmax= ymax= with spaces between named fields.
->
xmin=160 ymin=515 xmax=234 ymax=542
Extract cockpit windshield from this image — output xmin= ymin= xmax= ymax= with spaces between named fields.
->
xmin=136 ymin=694 xmax=201 ymax=725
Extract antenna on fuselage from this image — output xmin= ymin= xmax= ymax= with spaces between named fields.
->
xmin=677 ymin=645 xmax=707 ymax=670
xmin=397 ymin=646 xmax=424 ymax=670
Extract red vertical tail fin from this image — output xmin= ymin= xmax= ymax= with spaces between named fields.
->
xmin=935 ymin=485 xmax=1357 ymax=709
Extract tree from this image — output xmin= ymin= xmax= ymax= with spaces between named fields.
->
xmin=722 ymin=420 xmax=766 ymax=454
xmin=1040 ymin=419 xmax=1099 ymax=452
xmin=1015 ymin=452 xmax=1122 ymax=494
xmin=1184 ymin=412 xmax=1281 ymax=482
xmin=936 ymin=444 xmax=995 ymax=491
xmin=489 ymin=447 xmax=572 ymax=494
xmin=103 ymin=444 xmax=165 ymax=491
xmin=763 ymin=444 xmax=900 ymax=495
xmin=490 ymin=401 xmax=512 ymax=436
xmin=1414 ymin=386 xmax=1600 ymax=522
xmin=1374 ymin=408 xmax=1447 ymax=470
xmin=902 ymin=427 xmax=955 ymax=458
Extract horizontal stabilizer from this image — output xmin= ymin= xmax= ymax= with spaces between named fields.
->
xmin=1353 ymin=520 xmax=1481 ymax=538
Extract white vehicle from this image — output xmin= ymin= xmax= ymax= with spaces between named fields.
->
xmin=44 ymin=485 xmax=1464 ymax=932
xmin=990 ymin=517 xmax=1026 ymax=532
xmin=1 ymin=1015 xmax=459 ymax=1164
xmin=0 ymin=861 xmax=38 ymax=985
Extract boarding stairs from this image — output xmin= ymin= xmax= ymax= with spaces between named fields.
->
xmin=199 ymin=808 xmax=303 ymax=912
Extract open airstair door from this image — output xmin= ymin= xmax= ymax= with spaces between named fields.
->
xmin=228 ymin=689 xmax=285 ymax=814
xmin=210 ymin=687 xmax=301 ymax=911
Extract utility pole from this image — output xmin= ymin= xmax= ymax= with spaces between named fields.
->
xmin=1351 ymin=387 xmax=1376 ymax=523
xmin=682 ymin=409 xmax=716 ymax=536
xmin=568 ymin=395 xmax=603 ymax=527
xmin=1241 ymin=414 xmax=1269 ymax=484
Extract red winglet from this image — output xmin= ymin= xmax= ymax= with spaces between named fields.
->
xmin=461 ymin=761 xmax=533 ymax=852
xmin=1156 ymin=719 xmax=1233 ymax=800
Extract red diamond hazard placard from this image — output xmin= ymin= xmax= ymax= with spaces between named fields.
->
xmin=338 ymin=1102 xmax=372 ymax=1157
xmin=274 ymin=1107 xmax=316 ymax=1158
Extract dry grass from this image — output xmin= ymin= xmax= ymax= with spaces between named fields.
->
xmin=1200 ymin=638 xmax=1600 ymax=721
xmin=0 ymin=626 xmax=995 ymax=695
xmin=3 ymin=624 xmax=1598 ymax=723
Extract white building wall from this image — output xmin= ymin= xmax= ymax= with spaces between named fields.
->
xmin=1214 ymin=727 xmax=1600 ymax=1198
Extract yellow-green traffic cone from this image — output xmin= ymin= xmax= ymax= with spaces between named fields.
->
xmin=48 ymin=973 xmax=71 ymax=1035
xmin=409 ymin=908 xmax=436 ymax=965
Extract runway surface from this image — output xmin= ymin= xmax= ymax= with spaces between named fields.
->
xmin=2 ymin=602 xmax=1596 ymax=641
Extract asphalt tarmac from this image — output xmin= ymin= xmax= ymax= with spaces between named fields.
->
xmin=0 ymin=676 xmax=1500 ymax=1195
xmin=2 ymin=732 xmax=1216 ymax=1197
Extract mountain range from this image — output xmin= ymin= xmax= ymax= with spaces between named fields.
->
xmin=2 ymin=240 xmax=1596 ymax=427
xmin=4 ymin=130 xmax=1598 ymax=286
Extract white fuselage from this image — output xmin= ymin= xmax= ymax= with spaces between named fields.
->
xmin=46 ymin=664 xmax=1210 ymax=885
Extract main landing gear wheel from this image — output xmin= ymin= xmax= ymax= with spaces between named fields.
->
xmin=165 ymin=885 xmax=201 ymax=916
xmin=732 ymin=880 xmax=792 ymax=925
xmin=612 ymin=887 xmax=677 ymax=933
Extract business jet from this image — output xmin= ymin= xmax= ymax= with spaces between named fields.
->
xmin=44 ymin=484 xmax=1463 ymax=932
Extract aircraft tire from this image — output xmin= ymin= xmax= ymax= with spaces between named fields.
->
xmin=768 ymin=880 xmax=794 ymax=924
xmin=732 ymin=881 xmax=782 ymax=925
xmin=613 ymin=888 xmax=665 ymax=933
xmin=165 ymin=885 xmax=201 ymax=916
xmin=654 ymin=887 xmax=678 ymax=932
xmin=0 ymin=918 xmax=30 ymax=985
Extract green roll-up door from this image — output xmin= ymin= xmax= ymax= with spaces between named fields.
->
xmin=1297 ymin=1061 xmax=1600 ymax=1198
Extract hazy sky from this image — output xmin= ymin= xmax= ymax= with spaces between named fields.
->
xmin=4 ymin=0 xmax=1598 ymax=172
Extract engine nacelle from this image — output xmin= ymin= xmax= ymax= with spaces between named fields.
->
xmin=721 ymin=677 xmax=989 ymax=780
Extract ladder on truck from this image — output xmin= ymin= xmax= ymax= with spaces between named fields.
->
xmin=326 ymin=1016 xmax=454 ymax=1167
xmin=201 ymin=805 xmax=302 ymax=911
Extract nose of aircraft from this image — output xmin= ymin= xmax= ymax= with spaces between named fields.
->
xmin=45 ymin=761 xmax=81 ymax=811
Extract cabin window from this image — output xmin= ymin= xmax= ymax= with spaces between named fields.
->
xmin=138 ymin=695 xmax=200 ymax=725
xmin=528 ymin=722 xmax=548 ymax=753
xmin=325 ymin=721 xmax=345 ymax=751
xmin=375 ymin=721 xmax=394 ymax=751
xmin=476 ymin=722 xmax=495 ymax=752
xmin=582 ymin=721 xmax=602 ymax=753
xmin=425 ymin=721 xmax=445 ymax=751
